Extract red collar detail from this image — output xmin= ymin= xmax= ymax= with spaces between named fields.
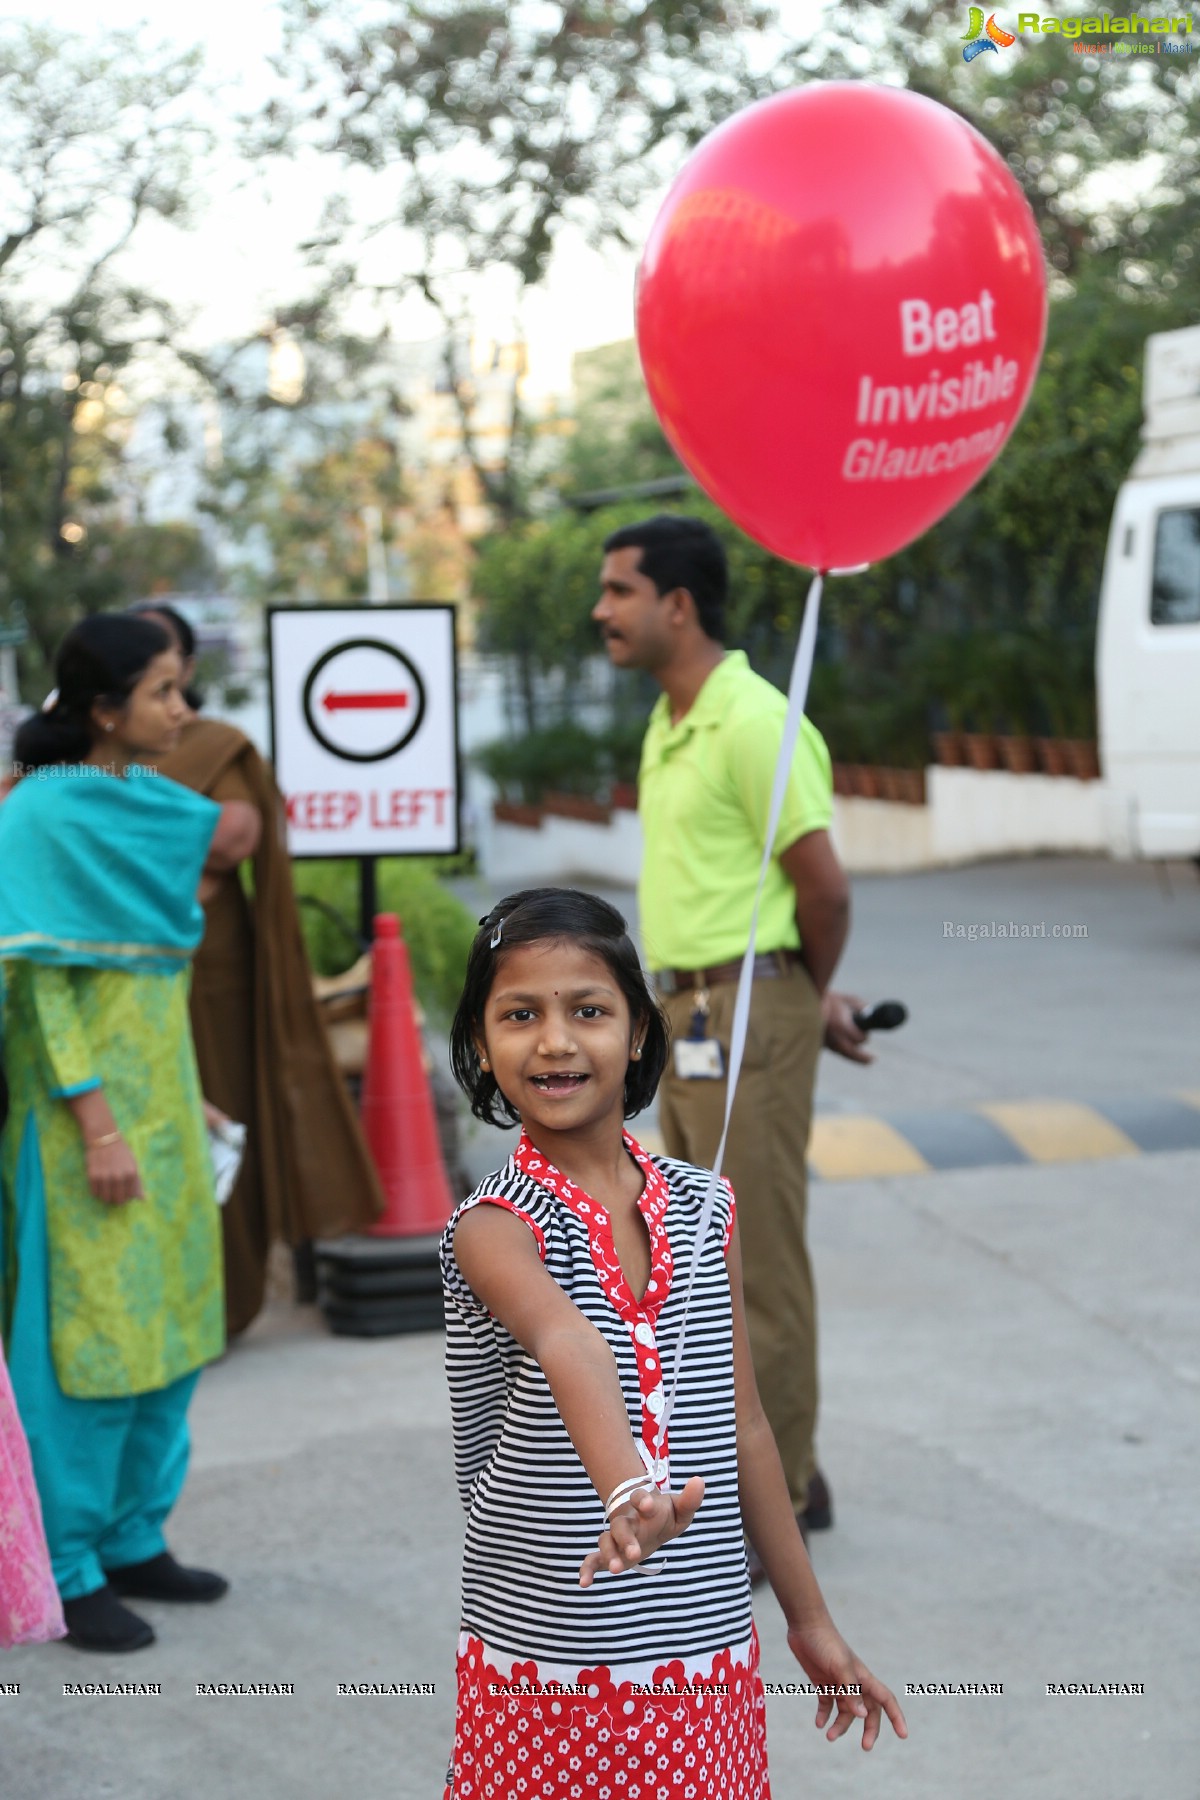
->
xmin=514 ymin=1131 xmax=674 ymax=1325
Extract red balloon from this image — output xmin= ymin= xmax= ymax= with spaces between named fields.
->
xmin=636 ymin=84 xmax=1048 ymax=570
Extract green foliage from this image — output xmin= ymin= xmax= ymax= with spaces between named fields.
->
xmin=826 ymin=272 xmax=1197 ymax=669
xmin=259 ymin=0 xmax=778 ymax=523
xmin=808 ymin=661 xmax=932 ymax=768
xmin=472 ymin=487 xmax=819 ymax=719
xmin=605 ymin=714 xmax=648 ymax=785
xmin=474 ymin=512 xmax=607 ymax=670
xmin=473 ymin=383 xmax=1118 ymax=765
xmin=757 ymin=0 xmax=1200 ymax=749
xmin=474 ymin=721 xmax=609 ymax=804
xmin=220 ymin=430 xmax=407 ymax=605
xmin=473 ymin=715 xmax=650 ymax=804
xmin=0 ymin=24 xmax=215 ymax=688
xmin=557 ymin=340 xmax=682 ymax=499
xmin=799 ymin=0 xmax=1200 ymax=283
xmin=292 ymin=858 xmax=477 ymax=1021
xmin=270 ymin=2 xmax=774 ymax=288
xmin=95 ymin=523 xmax=220 ymax=602
xmin=472 ymin=508 xmax=636 ymax=731
xmin=971 ymin=276 xmax=1156 ymax=631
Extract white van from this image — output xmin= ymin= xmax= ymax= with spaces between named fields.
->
xmin=1097 ymin=325 xmax=1200 ymax=861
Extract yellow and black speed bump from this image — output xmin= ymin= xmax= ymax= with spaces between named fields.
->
xmin=807 ymin=1093 xmax=1200 ymax=1181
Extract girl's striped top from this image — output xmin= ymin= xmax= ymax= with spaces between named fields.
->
xmin=439 ymin=1129 xmax=751 ymax=1669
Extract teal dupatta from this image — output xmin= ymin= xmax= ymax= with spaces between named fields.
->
xmin=0 ymin=766 xmax=220 ymax=973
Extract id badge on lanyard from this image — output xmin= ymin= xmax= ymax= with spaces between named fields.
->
xmin=672 ymin=986 xmax=727 ymax=1080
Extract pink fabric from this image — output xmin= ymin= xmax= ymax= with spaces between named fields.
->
xmin=0 ymin=1345 xmax=65 ymax=1647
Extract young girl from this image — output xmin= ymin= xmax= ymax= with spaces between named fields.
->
xmin=442 ymin=887 xmax=906 ymax=1799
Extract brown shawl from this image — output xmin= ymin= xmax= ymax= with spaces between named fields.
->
xmin=156 ymin=718 xmax=382 ymax=1327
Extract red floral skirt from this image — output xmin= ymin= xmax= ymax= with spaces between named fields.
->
xmin=445 ymin=1626 xmax=770 ymax=1800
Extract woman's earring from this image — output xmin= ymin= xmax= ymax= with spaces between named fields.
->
xmin=480 ymin=1056 xmax=490 ymax=1071
xmin=631 ymin=1046 xmax=642 ymax=1061
xmin=104 ymin=722 xmax=114 ymax=732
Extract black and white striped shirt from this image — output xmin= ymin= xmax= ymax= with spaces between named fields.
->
xmin=440 ymin=1130 xmax=752 ymax=1671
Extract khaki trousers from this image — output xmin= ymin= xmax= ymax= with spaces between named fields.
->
xmin=657 ymin=967 xmax=823 ymax=1511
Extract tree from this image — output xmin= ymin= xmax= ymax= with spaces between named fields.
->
xmin=795 ymin=0 xmax=1200 ymax=284
xmin=264 ymin=1 xmax=1200 ymax=750
xmin=93 ymin=521 xmax=220 ymax=602
xmin=224 ymin=427 xmax=407 ymax=603
xmin=473 ymin=236 xmax=1200 ymax=754
xmin=256 ymin=0 xmax=778 ymax=524
xmin=473 ymin=507 xmax=612 ymax=732
xmin=472 ymin=482 xmax=827 ymax=731
xmin=0 ymin=24 xmax=395 ymax=690
xmin=741 ymin=1 xmax=1200 ymax=732
xmin=0 ymin=24 xmax=217 ymax=687
xmin=556 ymin=338 xmax=682 ymax=499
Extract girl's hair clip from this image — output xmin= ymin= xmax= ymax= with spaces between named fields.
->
xmin=489 ymin=917 xmax=504 ymax=950
xmin=41 ymin=687 xmax=60 ymax=715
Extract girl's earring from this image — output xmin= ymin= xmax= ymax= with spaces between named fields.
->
xmin=631 ymin=1046 xmax=642 ymax=1061
xmin=480 ymin=1056 xmax=490 ymax=1071
xmin=104 ymin=722 xmax=114 ymax=733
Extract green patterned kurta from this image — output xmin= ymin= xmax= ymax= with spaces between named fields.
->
xmin=0 ymin=961 xmax=223 ymax=1399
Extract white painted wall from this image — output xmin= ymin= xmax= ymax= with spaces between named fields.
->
xmin=479 ymin=767 xmax=1114 ymax=887
xmin=924 ymin=767 xmax=1110 ymax=865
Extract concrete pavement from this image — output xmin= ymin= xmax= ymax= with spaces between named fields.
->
xmin=4 ymin=1146 xmax=1195 ymax=1799
xmin=2 ymin=856 xmax=1197 ymax=1798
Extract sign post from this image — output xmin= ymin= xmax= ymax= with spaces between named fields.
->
xmin=359 ymin=858 xmax=377 ymax=948
xmin=267 ymin=605 xmax=460 ymax=942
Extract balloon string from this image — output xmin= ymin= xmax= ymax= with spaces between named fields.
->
xmin=654 ymin=571 xmax=824 ymax=1461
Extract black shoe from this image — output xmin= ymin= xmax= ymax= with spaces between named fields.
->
xmin=801 ymin=1470 xmax=834 ymax=1533
xmin=105 ymin=1551 xmax=229 ymax=1604
xmin=63 ymin=1585 xmax=155 ymax=1653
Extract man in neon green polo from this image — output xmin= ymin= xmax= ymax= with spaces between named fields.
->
xmin=595 ymin=514 xmax=870 ymax=1550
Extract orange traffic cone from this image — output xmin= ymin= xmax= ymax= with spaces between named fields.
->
xmin=361 ymin=913 xmax=455 ymax=1237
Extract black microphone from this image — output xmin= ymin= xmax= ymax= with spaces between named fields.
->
xmin=852 ymin=1000 xmax=908 ymax=1032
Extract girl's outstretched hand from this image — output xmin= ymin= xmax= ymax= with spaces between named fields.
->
xmin=579 ymin=1476 xmax=705 ymax=1587
xmin=786 ymin=1616 xmax=908 ymax=1750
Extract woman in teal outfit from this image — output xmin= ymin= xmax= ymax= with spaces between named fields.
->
xmin=0 ymin=614 xmax=258 ymax=1653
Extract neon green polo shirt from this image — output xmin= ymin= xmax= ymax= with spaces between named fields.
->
xmin=637 ymin=651 xmax=833 ymax=971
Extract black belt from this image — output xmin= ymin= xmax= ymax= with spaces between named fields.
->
xmin=652 ymin=949 xmax=803 ymax=994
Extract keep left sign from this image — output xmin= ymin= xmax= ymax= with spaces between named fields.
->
xmin=268 ymin=604 xmax=459 ymax=858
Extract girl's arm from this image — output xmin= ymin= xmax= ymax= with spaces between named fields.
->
xmin=453 ymin=1202 xmax=704 ymax=1581
xmin=728 ymin=1221 xmax=907 ymax=1750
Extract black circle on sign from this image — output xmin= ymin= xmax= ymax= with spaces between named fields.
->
xmin=301 ymin=638 xmax=427 ymax=764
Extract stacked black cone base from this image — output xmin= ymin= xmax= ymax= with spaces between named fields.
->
xmin=314 ymin=1234 xmax=444 ymax=1337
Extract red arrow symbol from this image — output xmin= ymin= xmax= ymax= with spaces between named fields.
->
xmin=322 ymin=690 xmax=410 ymax=713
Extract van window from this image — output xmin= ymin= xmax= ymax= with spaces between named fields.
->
xmin=1151 ymin=509 xmax=1200 ymax=626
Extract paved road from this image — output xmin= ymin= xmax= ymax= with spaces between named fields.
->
xmin=2 ymin=857 xmax=1197 ymax=1798
xmin=451 ymin=854 xmax=1200 ymax=1178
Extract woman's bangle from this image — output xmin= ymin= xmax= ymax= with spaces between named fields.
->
xmin=603 ymin=1476 xmax=656 ymax=1523
xmin=86 ymin=1131 xmax=122 ymax=1150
